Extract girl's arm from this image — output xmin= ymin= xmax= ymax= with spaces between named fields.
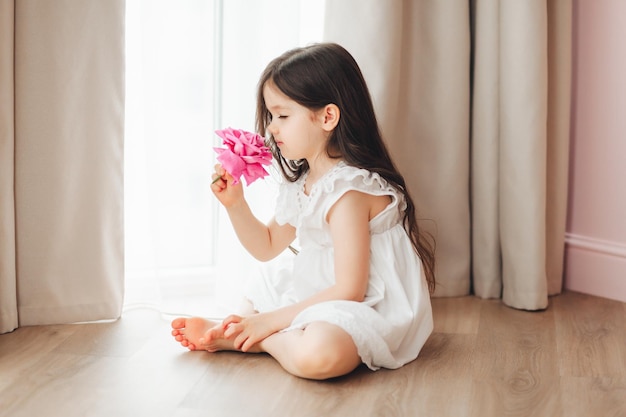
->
xmin=225 ymin=190 xmax=388 ymax=352
xmin=225 ymin=202 xmax=295 ymax=261
xmin=211 ymin=165 xmax=295 ymax=261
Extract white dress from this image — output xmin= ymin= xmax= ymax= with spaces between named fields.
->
xmin=247 ymin=161 xmax=433 ymax=370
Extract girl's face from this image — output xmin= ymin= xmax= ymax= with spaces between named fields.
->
xmin=263 ymin=82 xmax=328 ymax=163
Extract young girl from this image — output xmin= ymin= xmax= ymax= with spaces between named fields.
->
xmin=171 ymin=42 xmax=435 ymax=380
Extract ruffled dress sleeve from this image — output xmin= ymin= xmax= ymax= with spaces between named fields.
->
xmin=303 ymin=162 xmax=406 ymax=235
xmin=274 ymin=176 xmax=304 ymax=227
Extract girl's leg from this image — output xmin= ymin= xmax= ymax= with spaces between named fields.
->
xmin=172 ymin=301 xmax=362 ymax=380
xmin=259 ymin=321 xmax=361 ymax=380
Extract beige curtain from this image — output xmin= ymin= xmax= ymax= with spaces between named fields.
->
xmin=324 ymin=0 xmax=571 ymax=310
xmin=0 ymin=0 xmax=125 ymax=334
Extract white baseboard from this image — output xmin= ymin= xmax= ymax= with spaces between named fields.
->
xmin=564 ymin=233 xmax=626 ymax=303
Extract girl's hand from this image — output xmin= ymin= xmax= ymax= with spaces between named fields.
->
xmin=222 ymin=313 xmax=279 ymax=352
xmin=210 ymin=164 xmax=244 ymax=208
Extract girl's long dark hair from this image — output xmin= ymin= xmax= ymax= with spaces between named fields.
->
xmin=255 ymin=43 xmax=435 ymax=293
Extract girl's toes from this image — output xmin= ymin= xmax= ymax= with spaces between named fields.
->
xmin=171 ymin=317 xmax=186 ymax=329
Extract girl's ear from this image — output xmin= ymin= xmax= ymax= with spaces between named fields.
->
xmin=321 ymin=104 xmax=340 ymax=132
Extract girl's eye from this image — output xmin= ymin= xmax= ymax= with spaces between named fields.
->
xmin=268 ymin=113 xmax=287 ymax=121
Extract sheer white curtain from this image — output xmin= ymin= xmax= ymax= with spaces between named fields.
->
xmin=124 ymin=0 xmax=324 ymax=317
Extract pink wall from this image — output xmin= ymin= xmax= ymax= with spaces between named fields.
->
xmin=566 ymin=0 xmax=626 ymax=302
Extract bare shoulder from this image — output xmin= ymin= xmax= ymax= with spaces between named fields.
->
xmin=327 ymin=190 xmax=391 ymax=222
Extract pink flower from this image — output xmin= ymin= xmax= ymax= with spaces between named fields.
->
xmin=213 ymin=127 xmax=272 ymax=185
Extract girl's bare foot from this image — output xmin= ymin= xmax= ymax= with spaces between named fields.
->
xmin=170 ymin=317 xmax=238 ymax=352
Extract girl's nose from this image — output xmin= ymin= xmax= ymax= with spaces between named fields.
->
xmin=268 ymin=120 xmax=278 ymax=135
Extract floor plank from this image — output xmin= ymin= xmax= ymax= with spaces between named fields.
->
xmin=432 ymin=296 xmax=482 ymax=334
xmin=470 ymin=299 xmax=563 ymax=417
xmin=560 ymin=376 xmax=626 ymax=417
xmin=1 ymin=292 xmax=625 ymax=417
xmin=0 ymin=324 xmax=77 ymax=394
xmin=553 ymin=292 xmax=626 ymax=377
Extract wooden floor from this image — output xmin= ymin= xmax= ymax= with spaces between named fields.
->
xmin=1 ymin=291 xmax=625 ymax=417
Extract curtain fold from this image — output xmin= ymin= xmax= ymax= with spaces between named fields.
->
xmin=473 ymin=0 xmax=551 ymax=309
xmin=545 ymin=0 xmax=572 ymax=296
xmin=324 ymin=0 xmax=571 ymax=310
xmin=0 ymin=0 xmax=125 ymax=333
xmin=0 ymin=0 xmax=18 ymax=334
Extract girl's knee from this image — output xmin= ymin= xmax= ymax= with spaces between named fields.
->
xmin=291 ymin=325 xmax=361 ymax=380
xmin=292 ymin=345 xmax=337 ymax=379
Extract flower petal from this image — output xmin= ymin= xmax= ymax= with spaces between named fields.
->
xmin=215 ymin=148 xmax=246 ymax=185
xmin=214 ymin=127 xmax=273 ymax=186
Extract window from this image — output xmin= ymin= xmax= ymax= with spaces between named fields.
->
xmin=124 ymin=0 xmax=324 ymax=316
